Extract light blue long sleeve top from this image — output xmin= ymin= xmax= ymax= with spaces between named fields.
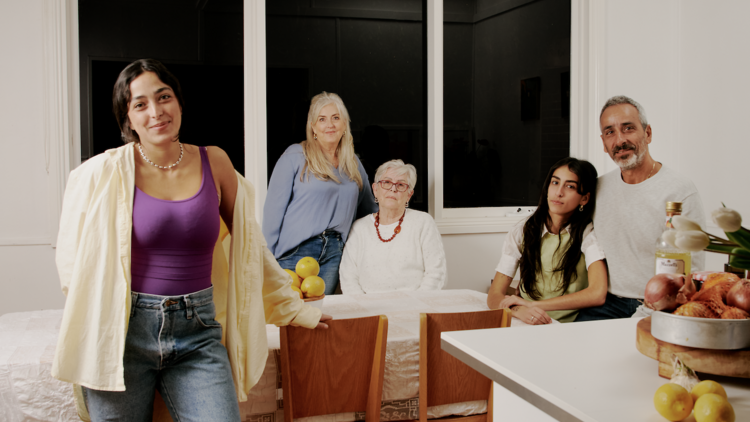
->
xmin=263 ymin=144 xmax=378 ymax=258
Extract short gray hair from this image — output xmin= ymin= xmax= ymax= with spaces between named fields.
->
xmin=374 ymin=159 xmax=417 ymax=192
xmin=600 ymin=95 xmax=649 ymax=130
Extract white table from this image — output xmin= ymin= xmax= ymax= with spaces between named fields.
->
xmin=1 ymin=289 xmax=512 ymax=422
xmin=441 ymin=317 xmax=750 ymax=422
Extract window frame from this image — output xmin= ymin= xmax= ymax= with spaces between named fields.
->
xmin=245 ymin=0 xmax=606 ymax=232
xmin=51 ymin=0 xmax=604 ymax=237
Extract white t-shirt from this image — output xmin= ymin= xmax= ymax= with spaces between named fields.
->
xmin=339 ymin=209 xmax=447 ymax=294
xmin=593 ymin=166 xmax=705 ymax=299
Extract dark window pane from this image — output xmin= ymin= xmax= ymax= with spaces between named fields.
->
xmin=266 ymin=1 xmax=427 ymax=211
xmin=80 ymin=1 xmax=245 ymax=174
xmin=444 ymin=0 xmax=571 ymax=208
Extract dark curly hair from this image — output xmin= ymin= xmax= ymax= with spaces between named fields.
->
xmin=112 ymin=59 xmax=184 ymax=143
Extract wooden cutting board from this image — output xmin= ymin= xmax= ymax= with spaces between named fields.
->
xmin=636 ymin=316 xmax=750 ymax=379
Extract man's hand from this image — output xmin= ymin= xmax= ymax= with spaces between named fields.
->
xmin=316 ymin=313 xmax=333 ymax=329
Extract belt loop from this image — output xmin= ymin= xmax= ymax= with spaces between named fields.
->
xmin=184 ymin=295 xmax=193 ymax=320
xmin=130 ymin=292 xmax=138 ymax=318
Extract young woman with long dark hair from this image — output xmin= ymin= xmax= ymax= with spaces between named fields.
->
xmin=487 ymin=157 xmax=608 ymax=324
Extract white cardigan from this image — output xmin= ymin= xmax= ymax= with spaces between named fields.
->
xmin=339 ymin=209 xmax=447 ymax=293
xmin=52 ymin=144 xmax=320 ymax=403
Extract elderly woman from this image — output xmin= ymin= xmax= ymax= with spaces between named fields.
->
xmin=339 ymin=160 xmax=447 ymax=293
xmin=263 ymin=92 xmax=377 ymax=295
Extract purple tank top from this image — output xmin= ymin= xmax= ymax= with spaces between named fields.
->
xmin=131 ymin=147 xmax=220 ymax=295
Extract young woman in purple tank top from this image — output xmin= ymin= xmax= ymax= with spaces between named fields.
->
xmin=66 ymin=59 xmax=332 ymax=421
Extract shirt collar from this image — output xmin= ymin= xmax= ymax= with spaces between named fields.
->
xmin=541 ymin=223 xmax=571 ymax=237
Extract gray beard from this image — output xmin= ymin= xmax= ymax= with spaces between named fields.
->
xmin=616 ymin=148 xmax=646 ymax=171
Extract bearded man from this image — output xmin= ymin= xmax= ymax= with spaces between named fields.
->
xmin=575 ymin=96 xmax=706 ymax=321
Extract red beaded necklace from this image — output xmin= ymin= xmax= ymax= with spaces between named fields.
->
xmin=374 ymin=211 xmax=405 ymax=243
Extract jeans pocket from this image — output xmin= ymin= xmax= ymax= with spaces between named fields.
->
xmin=278 ymin=244 xmax=301 ymax=261
xmin=194 ymin=303 xmax=222 ymax=328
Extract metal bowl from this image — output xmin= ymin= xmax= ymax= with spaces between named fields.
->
xmin=651 ymin=311 xmax=750 ymax=350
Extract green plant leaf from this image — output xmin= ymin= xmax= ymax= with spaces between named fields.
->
xmin=706 ymin=244 xmax=741 ymax=254
xmin=729 ymin=254 xmax=750 ymax=271
xmin=726 ymin=229 xmax=750 ymax=252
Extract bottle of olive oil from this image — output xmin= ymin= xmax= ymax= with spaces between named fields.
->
xmin=655 ymin=201 xmax=692 ymax=276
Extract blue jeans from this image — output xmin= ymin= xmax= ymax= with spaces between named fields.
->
xmin=83 ymin=287 xmax=240 ymax=422
xmin=575 ymin=292 xmax=642 ymax=322
xmin=277 ymin=230 xmax=343 ymax=295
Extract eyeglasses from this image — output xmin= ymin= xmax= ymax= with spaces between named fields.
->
xmin=377 ymin=180 xmax=409 ymax=192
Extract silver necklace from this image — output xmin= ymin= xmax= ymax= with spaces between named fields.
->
xmin=138 ymin=142 xmax=183 ymax=169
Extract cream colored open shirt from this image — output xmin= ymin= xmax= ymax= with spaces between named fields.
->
xmin=52 ymin=144 xmax=321 ymax=401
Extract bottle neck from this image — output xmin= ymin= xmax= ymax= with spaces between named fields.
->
xmin=665 ymin=211 xmax=682 ymax=229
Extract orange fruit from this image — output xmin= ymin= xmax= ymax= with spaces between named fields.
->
xmin=653 ymin=383 xmax=693 ymax=421
xmin=284 ymin=269 xmax=302 ymax=288
xmin=295 ymin=257 xmax=320 ymax=279
xmin=300 ymin=275 xmax=326 ymax=298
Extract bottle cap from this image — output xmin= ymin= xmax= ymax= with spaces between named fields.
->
xmin=666 ymin=201 xmax=682 ymax=213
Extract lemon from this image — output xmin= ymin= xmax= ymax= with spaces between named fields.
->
xmin=284 ymin=269 xmax=302 ymax=288
xmin=694 ymin=393 xmax=735 ymax=422
xmin=290 ymin=285 xmax=304 ymax=299
xmin=300 ymin=275 xmax=326 ymax=298
xmin=653 ymin=383 xmax=693 ymax=421
xmin=692 ymin=380 xmax=728 ymax=403
xmin=295 ymin=257 xmax=320 ymax=279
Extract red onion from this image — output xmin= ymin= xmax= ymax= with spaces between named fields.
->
xmin=726 ymin=279 xmax=750 ymax=313
xmin=644 ymin=273 xmax=694 ymax=312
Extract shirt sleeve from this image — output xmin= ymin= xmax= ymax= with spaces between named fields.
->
xmin=682 ymin=190 xmax=707 ymax=272
xmin=355 ymin=159 xmax=378 ymax=220
xmin=581 ymin=222 xmax=606 ymax=269
xmin=417 ymin=215 xmax=447 ymax=290
xmin=262 ymin=152 xmax=296 ymax=256
xmin=55 ymin=163 xmax=97 ymax=296
xmin=339 ymin=221 xmax=365 ymax=294
xmin=495 ymin=219 xmax=525 ymax=278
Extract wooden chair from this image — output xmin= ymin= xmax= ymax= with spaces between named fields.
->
xmin=419 ymin=309 xmax=511 ymax=422
xmin=280 ymin=315 xmax=388 ymax=422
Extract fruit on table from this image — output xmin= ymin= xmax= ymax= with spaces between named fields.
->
xmin=295 ymin=257 xmax=320 ymax=279
xmin=691 ymin=380 xmax=727 ymax=403
xmin=693 ymin=393 xmax=735 ymax=422
xmin=284 ymin=269 xmax=302 ymax=288
xmin=654 ymin=383 xmax=693 ymax=421
xmin=300 ymin=275 xmax=326 ymax=298
xmin=291 ymin=285 xmax=304 ymax=299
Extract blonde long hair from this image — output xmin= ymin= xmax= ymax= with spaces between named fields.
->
xmin=300 ymin=92 xmax=363 ymax=190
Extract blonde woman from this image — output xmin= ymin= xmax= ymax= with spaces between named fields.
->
xmin=263 ymin=92 xmax=377 ymax=295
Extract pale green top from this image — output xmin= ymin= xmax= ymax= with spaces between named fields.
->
xmin=518 ymin=231 xmax=588 ymax=323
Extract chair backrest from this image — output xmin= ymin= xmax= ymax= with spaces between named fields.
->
xmin=419 ymin=309 xmax=511 ymax=421
xmin=280 ymin=315 xmax=388 ymax=422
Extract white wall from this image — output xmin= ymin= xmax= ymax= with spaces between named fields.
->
xmin=0 ymin=1 xmax=66 ymax=316
xmin=3 ymin=0 xmax=750 ymax=316
xmin=443 ymin=0 xmax=750 ymax=289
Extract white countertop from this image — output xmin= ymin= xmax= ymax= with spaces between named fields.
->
xmin=441 ymin=317 xmax=750 ymax=422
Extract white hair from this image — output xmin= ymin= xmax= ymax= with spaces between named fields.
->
xmin=374 ymin=159 xmax=417 ymax=192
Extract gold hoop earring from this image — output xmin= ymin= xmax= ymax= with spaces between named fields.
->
xmin=314 ymin=134 xmax=317 ymax=140
xmin=579 ymin=205 xmax=584 ymax=212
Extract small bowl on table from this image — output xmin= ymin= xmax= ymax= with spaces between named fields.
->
xmin=303 ymin=294 xmax=325 ymax=310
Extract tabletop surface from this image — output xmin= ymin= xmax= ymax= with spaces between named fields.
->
xmin=441 ymin=317 xmax=750 ymax=422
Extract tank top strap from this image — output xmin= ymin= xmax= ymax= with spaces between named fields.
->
xmin=199 ymin=147 xmax=218 ymax=198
